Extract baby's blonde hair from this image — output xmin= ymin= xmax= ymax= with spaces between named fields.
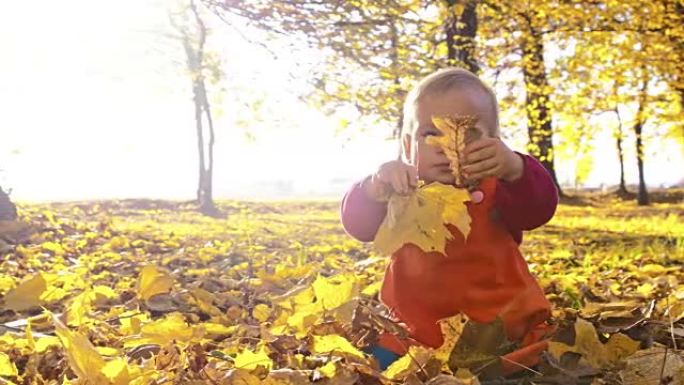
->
xmin=401 ymin=68 xmax=500 ymax=142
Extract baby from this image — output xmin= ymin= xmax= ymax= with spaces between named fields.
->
xmin=340 ymin=68 xmax=558 ymax=376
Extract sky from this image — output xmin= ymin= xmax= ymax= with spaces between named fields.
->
xmin=0 ymin=0 xmax=681 ymax=202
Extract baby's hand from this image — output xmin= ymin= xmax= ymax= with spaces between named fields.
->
xmin=364 ymin=160 xmax=418 ymax=201
xmin=460 ymin=138 xmax=524 ymax=183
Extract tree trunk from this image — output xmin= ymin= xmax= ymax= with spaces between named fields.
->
xmin=0 ymin=187 xmax=17 ymax=221
xmin=193 ymin=81 xmax=212 ymax=211
xmin=184 ymin=0 xmax=217 ymax=216
xmin=445 ymin=0 xmax=479 ymax=74
xmin=673 ymin=2 xmax=684 ymax=114
xmin=634 ymin=70 xmax=650 ymax=206
xmin=520 ymin=18 xmax=563 ymax=196
xmin=199 ymin=80 xmax=217 ymax=215
xmin=616 ymin=120 xmax=627 ymax=195
xmin=390 ymin=20 xmax=405 ymax=155
xmin=612 ymin=83 xmax=628 ymax=195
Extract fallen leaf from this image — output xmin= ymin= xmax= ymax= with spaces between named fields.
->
xmin=123 ymin=312 xmax=199 ymax=348
xmin=383 ymin=345 xmax=432 ymax=380
xmin=234 ymin=347 xmax=273 ymax=370
xmin=52 ymin=312 xmax=108 ymax=384
xmin=0 ymin=352 xmax=17 ymax=376
xmin=620 ymin=347 xmax=684 ymax=385
xmin=548 ymin=318 xmax=640 ymax=369
xmin=435 ymin=314 xmax=466 ymax=368
xmin=1 ymin=273 xmax=47 ymax=311
xmin=253 ymin=303 xmax=272 ymax=322
xmin=311 ymin=334 xmax=365 ymax=359
xmin=448 ymin=317 xmax=514 ymax=377
xmin=136 ymin=266 xmax=174 ymax=301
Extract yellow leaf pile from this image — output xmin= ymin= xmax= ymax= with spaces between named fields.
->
xmin=0 ymin=199 xmax=681 ymax=384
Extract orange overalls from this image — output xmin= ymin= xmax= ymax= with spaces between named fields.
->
xmin=376 ymin=177 xmax=555 ymax=375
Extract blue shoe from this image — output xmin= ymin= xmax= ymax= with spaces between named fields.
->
xmin=363 ymin=345 xmax=400 ymax=370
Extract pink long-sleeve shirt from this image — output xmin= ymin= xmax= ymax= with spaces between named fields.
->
xmin=340 ymin=153 xmax=558 ymax=244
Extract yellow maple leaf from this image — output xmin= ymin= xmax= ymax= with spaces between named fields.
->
xmin=548 ymin=318 xmax=640 ymax=369
xmin=311 ymin=273 xmax=358 ymax=311
xmin=102 ymin=358 xmax=134 ymax=385
xmin=101 ymin=355 xmax=157 ymax=385
xmin=136 ymin=265 xmax=174 ymax=301
xmin=252 ymin=303 xmax=272 ymax=322
xmin=66 ymin=289 xmax=94 ymax=327
xmin=311 ymin=334 xmax=364 ymax=359
xmin=0 ymin=275 xmax=15 ymax=294
xmin=421 ymin=182 xmax=472 ymax=238
xmin=434 ymin=314 xmax=467 ymax=369
xmin=122 ymin=312 xmax=199 ymax=348
xmin=26 ymin=320 xmax=61 ymax=353
xmin=383 ymin=346 xmax=432 ymax=380
xmin=52 ymin=312 xmax=108 ymax=384
xmin=118 ymin=310 xmax=149 ymax=335
xmin=0 ymin=352 xmax=18 ymax=377
xmin=35 ymin=336 xmax=61 ymax=353
xmin=234 ymin=347 xmax=273 ymax=370
xmin=374 ymin=182 xmax=471 ymax=256
xmin=273 ymin=285 xmax=317 ymax=333
xmin=318 ymin=361 xmax=337 ymax=378
xmin=1 ymin=273 xmax=47 ymax=312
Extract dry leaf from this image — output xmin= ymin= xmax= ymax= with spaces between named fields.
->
xmin=0 ymin=352 xmax=18 ymax=377
xmin=548 ymin=318 xmax=640 ymax=369
xmin=383 ymin=345 xmax=432 ymax=380
xmin=435 ymin=314 xmax=467 ymax=369
xmin=136 ymin=265 xmax=174 ymax=301
xmin=374 ymin=182 xmax=471 ymax=256
xmin=448 ymin=317 xmax=514 ymax=377
xmin=52 ymin=312 xmax=109 ymax=384
xmin=1 ymin=273 xmax=47 ymax=311
xmin=427 ymin=115 xmax=480 ymax=187
xmin=619 ymin=347 xmax=684 ymax=385
xmin=311 ymin=334 xmax=365 ymax=359
xmin=234 ymin=347 xmax=273 ymax=370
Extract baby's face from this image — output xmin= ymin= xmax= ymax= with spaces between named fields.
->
xmin=405 ymin=88 xmax=496 ymax=185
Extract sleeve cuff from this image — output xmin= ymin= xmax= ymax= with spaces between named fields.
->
xmin=498 ymin=152 xmax=535 ymax=197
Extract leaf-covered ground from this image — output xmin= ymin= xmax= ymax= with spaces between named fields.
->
xmin=0 ymin=195 xmax=682 ymax=384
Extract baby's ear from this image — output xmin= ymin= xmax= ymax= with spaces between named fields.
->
xmin=401 ymin=134 xmax=412 ymax=163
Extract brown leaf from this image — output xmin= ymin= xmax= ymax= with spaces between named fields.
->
xmin=145 ymin=293 xmax=179 ymax=313
xmin=548 ymin=318 xmax=640 ymax=370
xmin=448 ymin=317 xmax=514 ymax=377
xmin=620 ymin=347 xmax=684 ymax=385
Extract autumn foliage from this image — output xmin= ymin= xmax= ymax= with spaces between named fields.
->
xmin=0 ymin=198 xmax=682 ymax=384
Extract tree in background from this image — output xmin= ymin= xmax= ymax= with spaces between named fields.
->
xmin=205 ymin=1 xmax=483 ymax=137
xmin=207 ymin=0 xmax=683 ymax=202
xmin=549 ymin=0 xmax=683 ymax=204
xmin=0 ymin=186 xmax=17 ymax=221
xmin=170 ymin=0 xmax=222 ymax=215
xmin=209 ymin=0 xmax=568 ymax=191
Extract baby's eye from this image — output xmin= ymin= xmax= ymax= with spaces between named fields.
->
xmin=422 ymin=130 xmax=440 ymax=137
